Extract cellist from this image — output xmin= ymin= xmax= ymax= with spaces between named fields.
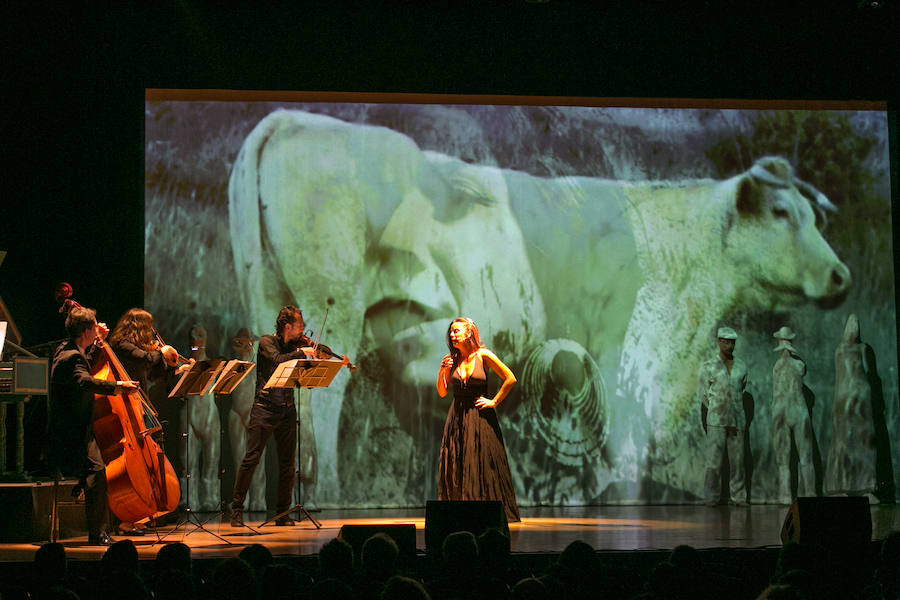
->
xmin=48 ymin=306 xmax=138 ymax=546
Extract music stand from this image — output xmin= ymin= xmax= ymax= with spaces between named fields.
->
xmin=258 ymin=358 xmax=345 ymax=529
xmin=211 ymin=360 xmax=255 ymax=394
xmin=157 ymin=359 xmax=234 ymax=544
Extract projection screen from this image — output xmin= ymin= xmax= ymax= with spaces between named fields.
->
xmin=145 ymin=94 xmax=897 ymax=508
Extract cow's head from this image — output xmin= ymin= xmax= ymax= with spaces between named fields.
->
xmin=726 ymin=156 xmax=851 ymax=309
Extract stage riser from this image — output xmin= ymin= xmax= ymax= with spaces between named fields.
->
xmin=0 ymin=482 xmax=85 ymax=542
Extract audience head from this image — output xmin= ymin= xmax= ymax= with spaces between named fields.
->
xmin=33 ymin=542 xmax=67 ymax=585
xmin=238 ymin=544 xmax=274 ymax=574
xmin=477 ymin=527 xmax=511 ymax=569
xmin=154 ymin=542 xmax=191 ymax=574
xmin=511 ymin=577 xmax=548 ymax=600
xmin=318 ymin=537 xmax=354 ymax=581
xmin=755 ymin=584 xmax=806 ymax=600
xmin=441 ymin=531 xmax=479 ymax=571
xmin=556 ymin=539 xmax=597 ymax=581
xmin=212 ymin=557 xmax=257 ymax=600
xmin=667 ymin=544 xmax=702 ymax=572
xmin=379 ymin=575 xmax=432 ymax=600
xmin=361 ymin=533 xmax=400 ymax=579
xmin=101 ymin=539 xmax=139 ymax=575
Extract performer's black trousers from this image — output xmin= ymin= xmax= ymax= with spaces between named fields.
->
xmin=231 ymin=400 xmax=297 ymax=513
xmin=84 ymin=438 xmax=109 ymax=537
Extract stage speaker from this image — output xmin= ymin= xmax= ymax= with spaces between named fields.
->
xmin=338 ymin=523 xmax=417 ymax=558
xmin=425 ymin=500 xmax=508 ymax=554
xmin=780 ymin=496 xmax=871 ymax=548
xmin=0 ymin=480 xmax=84 ymax=542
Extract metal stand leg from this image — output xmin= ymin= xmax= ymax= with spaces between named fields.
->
xmin=155 ymin=397 xmax=234 ymax=545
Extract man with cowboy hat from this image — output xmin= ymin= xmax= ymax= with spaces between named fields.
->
xmin=771 ymin=325 xmax=816 ymax=504
xmin=697 ymin=326 xmax=751 ymax=506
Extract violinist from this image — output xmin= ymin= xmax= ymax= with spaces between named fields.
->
xmin=107 ymin=308 xmax=193 ymax=533
xmin=48 ymin=306 xmax=139 ymax=546
xmin=108 ymin=308 xmax=194 ymax=390
xmin=230 ymin=305 xmax=348 ymax=527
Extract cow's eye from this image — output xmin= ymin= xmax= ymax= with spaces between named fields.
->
xmin=772 ymin=205 xmax=790 ymax=219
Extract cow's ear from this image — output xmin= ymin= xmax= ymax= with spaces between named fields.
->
xmin=736 ymin=176 xmax=762 ymax=215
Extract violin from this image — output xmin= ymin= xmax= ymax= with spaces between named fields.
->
xmin=152 ymin=328 xmax=194 ymax=369
xmin=296 ymin=332 xmax=357 ymax=372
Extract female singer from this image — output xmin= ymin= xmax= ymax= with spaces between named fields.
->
xmin=436 ymin=317 xmax=520 ymax=522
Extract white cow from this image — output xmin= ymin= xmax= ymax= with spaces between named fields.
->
xmin=229 ymin=109 xmax=851 ymax=503
xmin=504 ymin=156 xmax=849 ymax=499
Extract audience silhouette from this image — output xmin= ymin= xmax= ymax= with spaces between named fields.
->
xmin=6 ymin=527 xmax=899 ymax=600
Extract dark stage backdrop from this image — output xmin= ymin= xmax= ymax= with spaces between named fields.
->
xmin=145 ymin=97 xmax=897 ymax=507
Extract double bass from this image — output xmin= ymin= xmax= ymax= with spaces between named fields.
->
xmin=90 ymin=338 xmax=180 ymax=522
xmin=57 ymin=284 xmax=180 ymax=522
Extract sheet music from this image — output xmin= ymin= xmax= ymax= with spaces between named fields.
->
xmin=264 ymin=358 xmax=344 ymax=389
xmin=0 ymin=321 xmax=7 ymax=357
xmin=168 ymin=358 xmax=226 ymax=397
xmin=212 ymin=359 xmax=255 ymax=394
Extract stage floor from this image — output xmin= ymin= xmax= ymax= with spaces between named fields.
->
xmin=1 ymin=504 xmax=897 ymax=562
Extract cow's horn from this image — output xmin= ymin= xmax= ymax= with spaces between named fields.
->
xmin=749 ymin=163 xmax=790 ymax=188
xmin=794 ymin=178 xmax=838 ymax=213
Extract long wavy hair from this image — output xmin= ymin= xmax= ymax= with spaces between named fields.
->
xmin=108 ymin=308 xmax=156 ymax=352
xmin=446 ymin=317 xmax=484 ymax=371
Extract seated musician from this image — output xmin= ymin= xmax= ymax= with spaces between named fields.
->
xmin=48 ymin=306 xmax=138 ymax=546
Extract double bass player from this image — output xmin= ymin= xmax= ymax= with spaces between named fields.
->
xmin=48 ymin=306 xmax=139 ymax=546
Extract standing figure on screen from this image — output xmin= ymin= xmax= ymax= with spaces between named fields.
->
xmin=697 ymin=326 xmax=750 ymax=507
xmin=436 ymin=317 xmax=520 ymax=522
xmin=178 ymin=325 xmax=222 ymax=511
xmin=825 ymin=314 xmax=878 ymax=501
xmin=771 ymin=326 xmax=816 ymax=504
xmin=224 ymin=328 xmax=266 ymax=512
xmin=48 ymin=306 xmax=139 ymax=545
xmin=230 ymin=305 xmax=348 ymax=527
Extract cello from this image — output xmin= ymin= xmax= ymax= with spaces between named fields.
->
xmin=56 ymin=284 xmax=180 ymax=523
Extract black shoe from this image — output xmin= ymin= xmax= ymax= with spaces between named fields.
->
xmin=274 ymin=516 xmax=295 ymax=527
xmin=116 ymin=522 xmax=146 ymax=536
xmin=230 ymin=508 xmax=244 ymax=527
xmin=87 ymin=532 xmax=115 ymax=546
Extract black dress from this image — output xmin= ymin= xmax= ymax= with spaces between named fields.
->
xmin=438 ymin=352 xmax=520 ymax=522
